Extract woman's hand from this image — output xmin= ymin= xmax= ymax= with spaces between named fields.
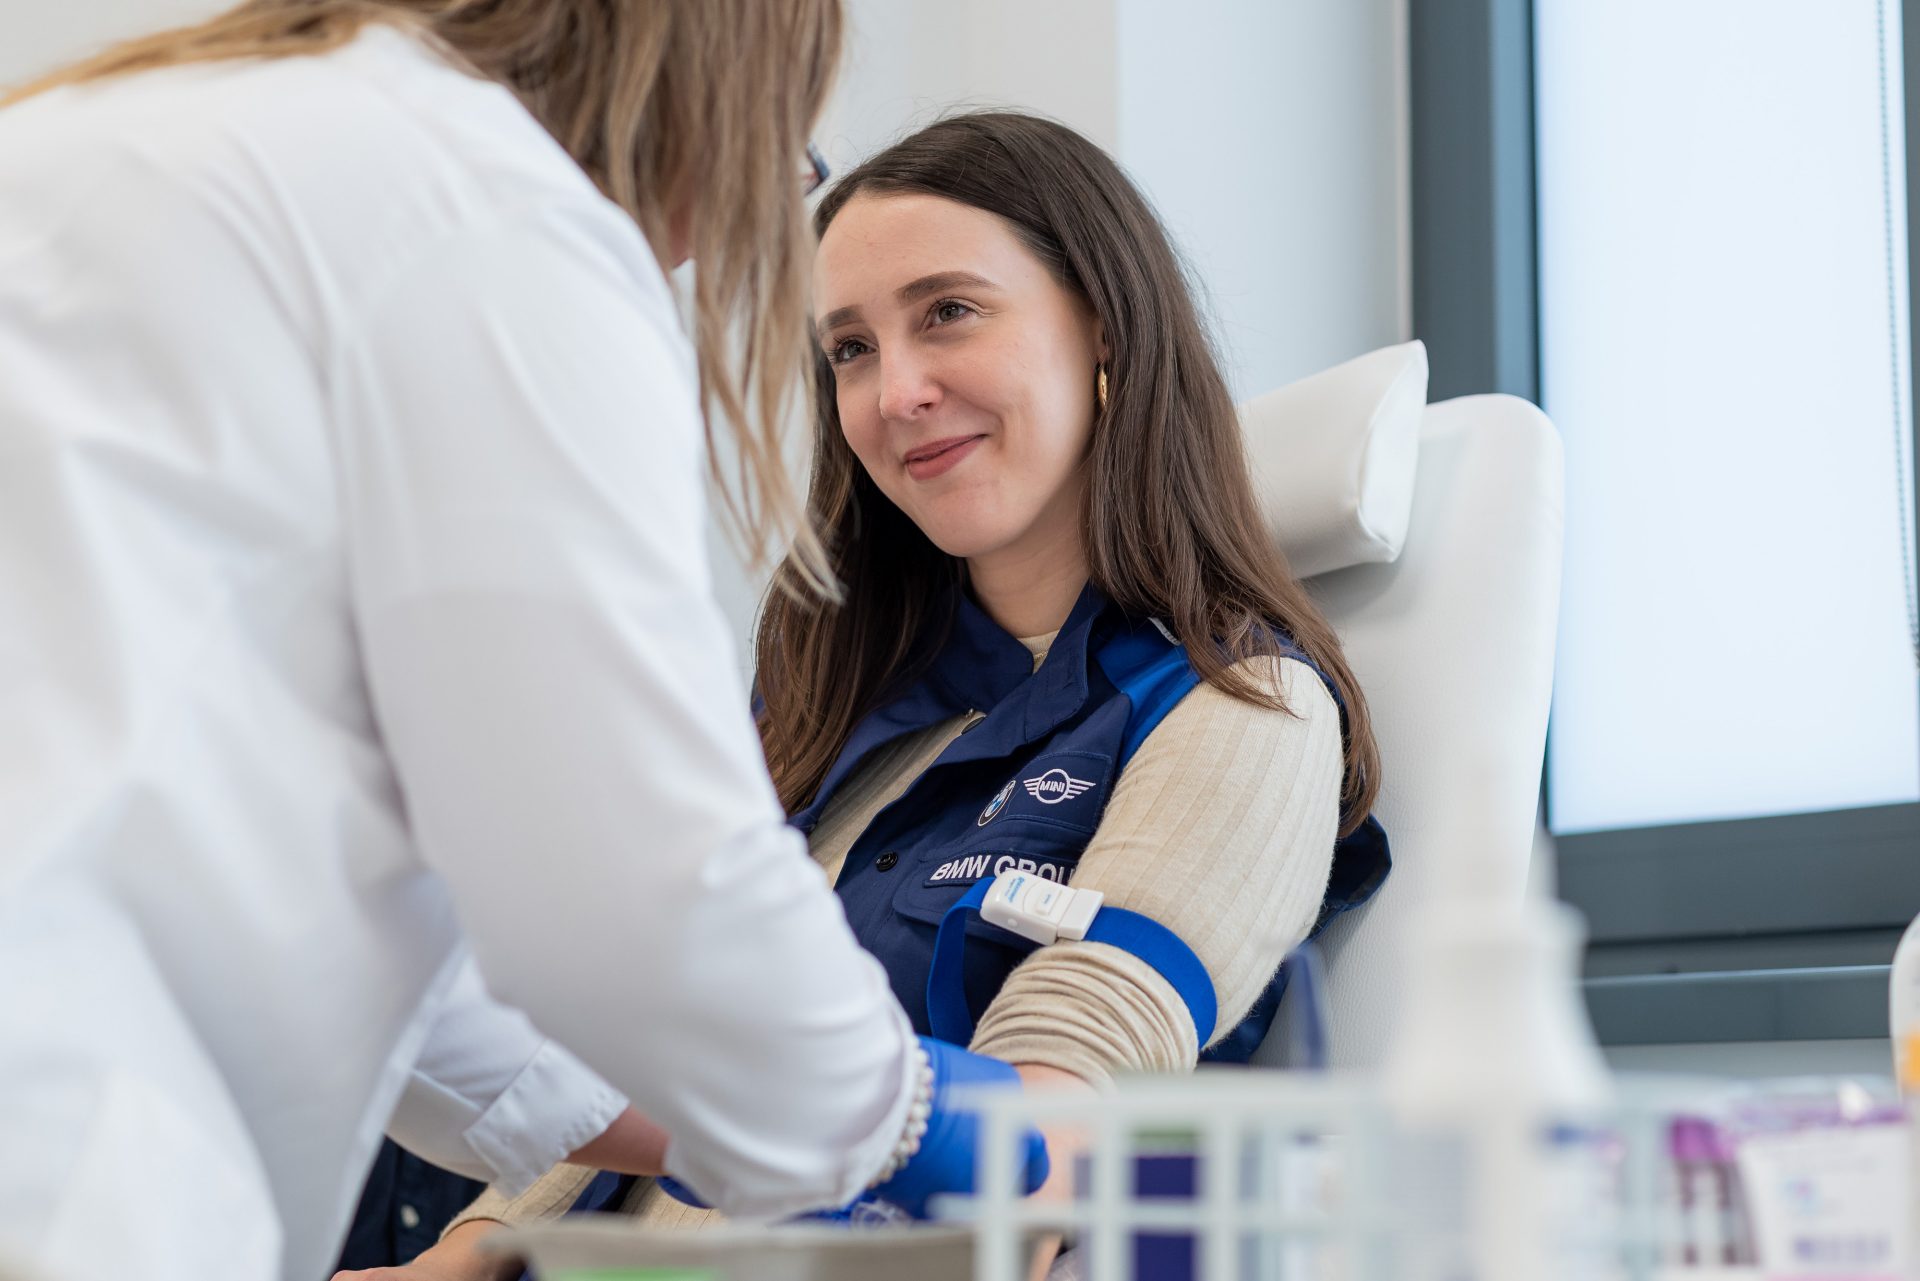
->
xmin=1012 ymin=1063 xmax=1094 ymax=1281
xmin=329 ymin=1220 xmax=517 ymax=1281
xmin=330 ymin=1108 xmax=667 ymax=1281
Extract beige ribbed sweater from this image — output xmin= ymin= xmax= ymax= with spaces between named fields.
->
xmin=447 ymin=636 xmax=1342 ymax=1235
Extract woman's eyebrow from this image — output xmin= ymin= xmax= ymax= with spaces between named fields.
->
xmin=817 ymin=271 xmax=1000 ymax=334
xmin=818 ymin=303 xmax=862 ymax=332
xmin=894 ymin=270 xmax=997 ymax=304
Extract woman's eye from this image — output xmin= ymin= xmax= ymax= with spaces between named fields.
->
xmin=931 ymin=299 xmax=975 ymax=325
xmin=829 ymin=337 xmax=871 ymax=365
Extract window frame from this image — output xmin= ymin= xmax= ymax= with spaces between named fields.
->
xmin=1411 ymin=0 xmax=1920 ymax=1043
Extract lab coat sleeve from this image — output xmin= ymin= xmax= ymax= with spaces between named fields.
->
xmin=386 ymin=955 xmax=628 ymax=1194
xmin=329 ymin=200 xmax=915 ymax=1220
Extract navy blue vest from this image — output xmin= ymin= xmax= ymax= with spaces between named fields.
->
xmin=553 ymin=583 xmax=1392 ymax=1230
xmin=797 ymin=583 xmax=1390 ymax=1062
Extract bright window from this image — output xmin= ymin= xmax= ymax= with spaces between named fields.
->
xmin=1537 ymin=0 xmax=1920 ymax=834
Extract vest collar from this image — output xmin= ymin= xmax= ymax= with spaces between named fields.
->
xmin=789 ymin=581 xmax=1113 ymax=832
xmin=924 ymin=580 xmax=1106 ymax=723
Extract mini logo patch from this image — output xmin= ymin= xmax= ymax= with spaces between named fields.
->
xmin=977 ymin=779 xmax=1016 ymax=827
xmin=1022 ymin=768 xmax=1094 ymax=805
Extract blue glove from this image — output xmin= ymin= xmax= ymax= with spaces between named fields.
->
xmin=866 ymin=1036 xmax=1050 ymax=1219
xmin=658 ymin=1037 xmax=1049 ymax=1223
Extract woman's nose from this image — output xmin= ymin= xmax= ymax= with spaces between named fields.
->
xmin=876 ymin=351 xmax=940 ymax=422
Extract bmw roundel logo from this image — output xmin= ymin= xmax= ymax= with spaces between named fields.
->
xmin=977 ymin=778 xmax=1016 ymax=827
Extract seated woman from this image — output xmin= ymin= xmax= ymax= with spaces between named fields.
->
xmin=354 ymin=108 xmax=1388 ymax=1278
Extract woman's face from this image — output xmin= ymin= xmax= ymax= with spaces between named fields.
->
xmin=813 ymin=193 xmax=1105 ymax=563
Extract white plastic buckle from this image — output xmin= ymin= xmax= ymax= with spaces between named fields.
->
xmin=979 ymin=870 xmax=1104 ymax=946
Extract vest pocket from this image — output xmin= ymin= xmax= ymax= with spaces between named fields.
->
xmin=891 ymin=842 xmax=1083 ymax=927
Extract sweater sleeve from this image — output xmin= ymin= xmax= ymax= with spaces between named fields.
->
xmin=967 ymin=656 xmax=1343 ymax=1084
xmin=440 ymin=1162 xmax=599 ymax=1239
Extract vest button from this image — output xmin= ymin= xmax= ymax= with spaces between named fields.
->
xmin=875 ymin=851 xmax=899 ymax=872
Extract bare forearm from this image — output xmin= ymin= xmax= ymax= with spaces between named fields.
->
xmin=431 ymin=1220 xmax=519 ymax=1281
xmin=564 ymin=1105 xmax=669 ymax=1175
xmin=332 ymin=1113 xmax=667 ymax=1281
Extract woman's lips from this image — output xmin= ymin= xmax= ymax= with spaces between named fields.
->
xmin=903 ymin=434 xmax=986 ymax=481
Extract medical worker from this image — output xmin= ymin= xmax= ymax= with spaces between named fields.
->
xmin=0 ymin=4 xmax=1041 ymax=1280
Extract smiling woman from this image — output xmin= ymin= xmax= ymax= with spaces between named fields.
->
xmin=814 ymin=192 xmax=1105 ymax=619
xmin=762 ymin=112 xmax=1381 ymax=829
xmin=389 ymin=112 xmax=1391 ymax=1281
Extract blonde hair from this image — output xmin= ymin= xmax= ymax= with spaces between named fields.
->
xmin=4 ymin=0 xmax=842 ymax=585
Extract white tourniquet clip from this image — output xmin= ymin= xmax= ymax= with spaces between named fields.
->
xmin=931 ymin=872 xmax=1216 ymax=1050
xmin=978 ymin=872 xmax=1105 ymax=946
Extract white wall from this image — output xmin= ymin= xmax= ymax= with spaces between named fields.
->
xmin=1115 ymin=0 xmax=1411 ymax=398
xmin=818 ymin=1 xmax=1118 ymax=163
xmin=0 ymin=0 xmax=223 ymax=86
xmin=821 ymin=0 xmax=1411 ymax=401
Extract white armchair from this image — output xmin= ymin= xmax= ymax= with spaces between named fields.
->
xmin=1241 ymin=343 xmax=1565 ymax=1068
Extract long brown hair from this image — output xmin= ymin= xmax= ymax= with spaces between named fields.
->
xmin=755 ymin=111 xmax=1381 ymax=836
xmin=3 ymin=0 xmax=842 ymax=583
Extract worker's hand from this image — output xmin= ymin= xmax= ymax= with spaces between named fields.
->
xmin=663 ymin=1038 xmax=1048 ymax=1223
xmin=864 ymin=1036 xmax=1050 ymax=1220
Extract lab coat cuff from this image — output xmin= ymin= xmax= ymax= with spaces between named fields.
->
xmin=658 ymin=1008 xmax=920 ymax=1220
xmin=462 ymin=1039 xmax=628 ymax=1199
xmin=699 ymin=1007 xmax=922 ymax=1214
xmin=832 ymin=1009 xmax=926 ymax=1206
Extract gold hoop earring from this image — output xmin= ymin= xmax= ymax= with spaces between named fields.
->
xmin=1096 ymin=365 xmax=1109 ymax=412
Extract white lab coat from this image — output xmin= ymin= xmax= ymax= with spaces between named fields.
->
xmin=0 ymin=25 xmax=914 ymax=1281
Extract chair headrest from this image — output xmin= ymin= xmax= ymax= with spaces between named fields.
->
xmin=1239 ymin=341 xmax=1428 ymax=578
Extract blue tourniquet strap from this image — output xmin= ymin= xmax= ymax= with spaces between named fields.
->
xmin=927 ymin=877 xmax=1218 ymax=1051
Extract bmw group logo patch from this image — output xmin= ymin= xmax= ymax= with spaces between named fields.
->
xmin=977 ymin=779 xmax=1016 ymax=827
